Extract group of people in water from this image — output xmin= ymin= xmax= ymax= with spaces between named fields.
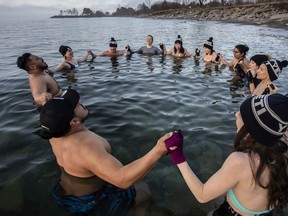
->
xmin=16 ymin=34 xmax=288 ymax=216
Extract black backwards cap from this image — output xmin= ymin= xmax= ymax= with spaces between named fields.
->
xmin=240 ymin=93 xmax=288 ymax=146
xmin=40 ymin=89 xmax=79 ymax=139
xmin=204 ymin=37 xmax=213 ymax=50
xmin=109 ymin=38 xmax=117 ymax=47
xmin=59 ymin=45 xmax=71 ymax=56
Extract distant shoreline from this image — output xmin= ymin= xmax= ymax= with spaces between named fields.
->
xmin=51 ymin=2 xmax=288 ymax=29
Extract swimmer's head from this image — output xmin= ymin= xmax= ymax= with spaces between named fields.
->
xmin=40 ymin=89 xmax=80 ymax=139
xmin=234 ymin=44 xmax=249 ymax=56
xmin=261 ymin=60 xmax=288 ymax=81
xmin=59 ymin=45 xmax=72 ymax=56
xmin=17 ymin=53 xmax=32 ymax=71
xmin=109 ymin=38 xmax=117 ymax=48
xmin=175 ymin=35 xmax=183 ymax=45
xmin=203 ymin=37 xmax=213 ymax=50
xmin=250 ymin=54 xmax=270 ymax=67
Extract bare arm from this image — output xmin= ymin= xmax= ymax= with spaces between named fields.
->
xmin=176 ymin=152 xmax=244 ymax=203
xmin=29 ymin=76 xmax=52 ymax=107
xmin=84 ymin=133 xmax=170 ymax=189
xmin=77 ymin=50 xmax=93 ymax=63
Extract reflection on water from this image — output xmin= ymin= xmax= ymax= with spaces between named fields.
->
xmin=0 ymin=17 xmax=287 ymax=216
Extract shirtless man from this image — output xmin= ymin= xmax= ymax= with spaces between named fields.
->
xmin=17 ymin=53 xmax=62 ymax=109
xmin=39 ymin=89 xmax=170 ymax=215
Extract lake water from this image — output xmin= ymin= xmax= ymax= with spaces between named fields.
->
xmin=0 ymin=16 xmax=287 ymax=216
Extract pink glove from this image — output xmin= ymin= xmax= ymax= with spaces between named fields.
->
xmin=165 ymin=130 xmax=186 ymax=164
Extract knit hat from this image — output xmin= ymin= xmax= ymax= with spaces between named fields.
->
xmin=250 ymin=54 xmax=269 ymax=67
xmin=262 ymin=60 xmax=288 ymax=81
xmin=109 ymin=38 xmax=117 ymax=47
xmin=40 ymin=89 xmax=79 ymax=139
xmin=175 ymin=35 xmax=183 ymax=45
xmin=240 ymin=93 xmax=288 ymax=146
xmin=204 ymin=37 xmax=213 ymax=50
xmin=59 ymin=45 xmax=71 ymax=56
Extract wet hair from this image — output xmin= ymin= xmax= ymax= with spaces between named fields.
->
xmin=16 ymin=53 xmax=32 ymax=71
xmin=234 ymin=126 xmax=288 ymax=212
xmin=235 ymin=44 xmax=249 ymax=57
xmin=174 ymin=35 xmax=184 ymax=54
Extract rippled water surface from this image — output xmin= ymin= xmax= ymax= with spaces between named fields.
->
xmin=0 ymin=16 xmax=287 ymax=216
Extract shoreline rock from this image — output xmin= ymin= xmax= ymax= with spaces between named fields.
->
xmin=142 ymin=2 xmax=288 ymax=29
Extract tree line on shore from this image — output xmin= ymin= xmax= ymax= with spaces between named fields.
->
xmin=52 ymin=0 xmax=286 ymax=18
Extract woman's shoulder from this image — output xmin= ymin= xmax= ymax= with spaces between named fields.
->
xmin=224 ymin=152 xmax=250 ymax=168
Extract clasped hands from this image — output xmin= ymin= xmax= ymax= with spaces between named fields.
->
xmin=165 ymin=129 xmax=186 ymax=164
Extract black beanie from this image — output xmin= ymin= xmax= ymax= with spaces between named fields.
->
xmin=250 ymin=54 xmax=269 ymax=67
xmin=204 ymin=37 xmax=213 ymax=50
xmin=109 ymin=38 xmax=117 ymax=47
xmin=59 ymin=45 xmax=71 ymax=56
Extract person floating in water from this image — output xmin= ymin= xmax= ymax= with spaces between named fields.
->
xmin=165 ymin=93 xmax=288 ymax=216
xmin=39 ymin=89 xmax=171 ymax=216
xmin=51 ymin=45 xmax=95 ymax=72
xmin=16 ymin=53 xmax=62 ymax=109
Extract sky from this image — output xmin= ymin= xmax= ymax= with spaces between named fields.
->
xmin=0 ymin=0 xmax=158 ymax=18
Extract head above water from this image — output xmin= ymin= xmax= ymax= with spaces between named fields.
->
xmin=174 ymin=35 xmax=183 ymax=45
xmin=109 ymin=37 xmax=117 ymax=48
xmin=17 ymin=53 xmax=32 ymax=71
xmin=203 ymin=37 xmax=213 ymax=50
xmin=59 ymin=45 xmax=72 ymax=57
xmin=234 ymin=44 xmax=249 ymax=57
xmin=261 ymin=59 xmax=288 ymax=81
xmin=250 ymin=54 xmax=270 ymax=67
xmin=240 ymin=93 xmax=288 ymax=146
xmin=40 ymin=89 xmax=80 ymax=139
xmin=17 ymin=53 xmax=48 ymax=72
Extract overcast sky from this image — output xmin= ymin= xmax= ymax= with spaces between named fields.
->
xmin=0 ymin=0 xmax=158 ymax=18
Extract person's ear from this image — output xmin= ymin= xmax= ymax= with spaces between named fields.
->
xmin=70 ymin=117 xmax=80 ymax=126
xmin=29 ymin=64 xmax=36 ymax=70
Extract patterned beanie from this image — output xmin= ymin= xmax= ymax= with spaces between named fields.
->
xmin=263 ymin=60 xmax=288 ymax=81
xmin=240 ymin=94 xmax=288 ymax=146
xmin=204 ymin=37 xmax=213 ymax=50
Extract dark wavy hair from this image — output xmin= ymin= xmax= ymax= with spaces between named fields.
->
xmin=234 ymin=126 xmax=288 ymax=212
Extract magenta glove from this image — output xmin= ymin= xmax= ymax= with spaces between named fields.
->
xmin=165 ymin=129 xmax=186 ymax=164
